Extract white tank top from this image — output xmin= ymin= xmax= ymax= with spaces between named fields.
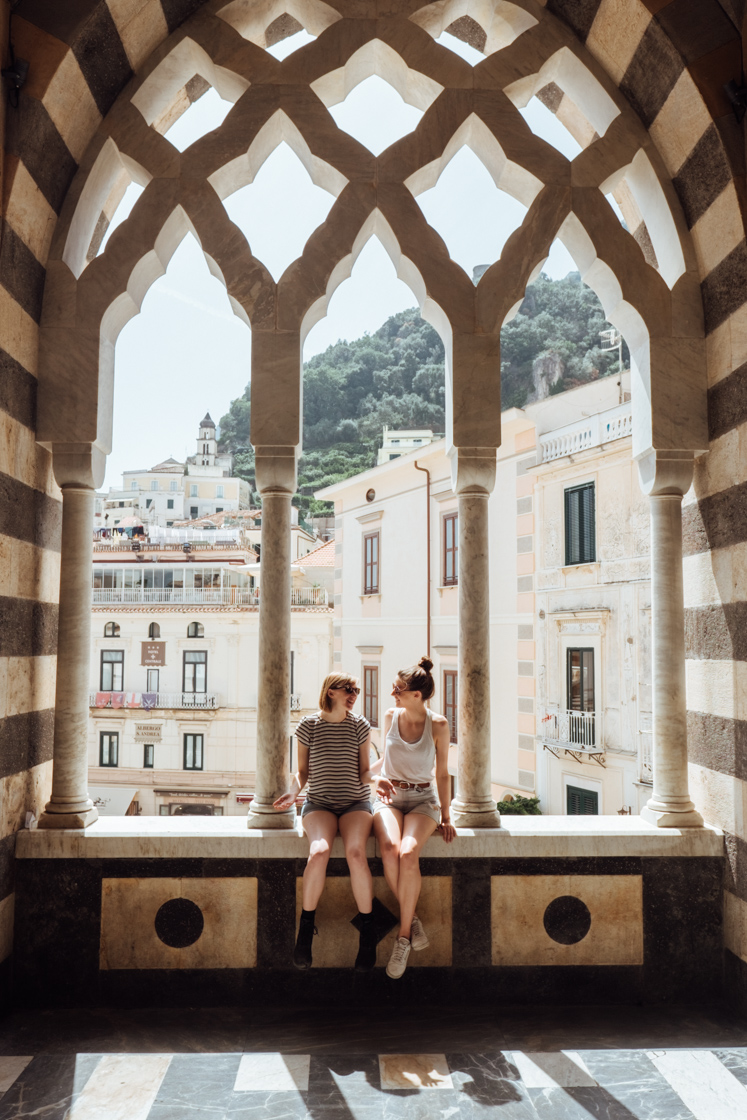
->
xmin=382 ymin=708 xmax=436 ymax=785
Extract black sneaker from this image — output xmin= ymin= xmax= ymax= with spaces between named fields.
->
xmin=354 ymin=920 xmax=377 ymax=972
xmin=293 ymin=917 xmax=317 ymax=970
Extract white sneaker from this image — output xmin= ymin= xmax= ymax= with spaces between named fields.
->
xmin=386 ymin=937 xmax=411 ymax=979
xmin=411 ymin=915 xmax=429 ymax=951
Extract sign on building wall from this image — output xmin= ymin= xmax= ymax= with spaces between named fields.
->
xmin=135 ymin=724 xmax=162 ymax=741
xmin=141 ymin=642 xmax=166 ymax=666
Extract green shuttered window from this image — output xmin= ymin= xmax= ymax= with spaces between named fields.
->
xmin=564 ymin=482 xmax=595 ymax=566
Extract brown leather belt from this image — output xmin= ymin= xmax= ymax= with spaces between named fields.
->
xmin=389 ymin=779 xmax=432 ymax=791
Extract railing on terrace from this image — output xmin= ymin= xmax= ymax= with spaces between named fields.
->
xmin=92 ymin=588 xmax=258 ymax=605
xmin=539 ymin=402 xmax=632 ymax=464
xmin=90 ymin=692 xmax=219 ymax=709
xmin=92 ymin=587 xmax=329 ymax=606
xmin=93 ymin=541 xmax=249 ymax=552
xmin=541 ymin=706 xmax=604 ymax=757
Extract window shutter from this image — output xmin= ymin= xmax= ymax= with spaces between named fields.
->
xmin=565 ymin=483 xmax=595 ymax=565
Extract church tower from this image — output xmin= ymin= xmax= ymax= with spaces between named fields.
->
xmin=197 ymin=413 xmax=217 ymax=466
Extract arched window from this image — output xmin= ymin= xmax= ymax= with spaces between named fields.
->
xmin=104 ymin=622 xmax=120 ymax=637
xmin=148 ymin=622 xmax=160 ymax=639
xmin=187 ymin=621 xmax=204 ymax=638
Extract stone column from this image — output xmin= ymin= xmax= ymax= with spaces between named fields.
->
xmin=450 ymin=448 xmax=501 ymax=828
xmin=246 ymin=449 xmax=297 ymax=829
xmin=638 ymin=451 xmax=703 ymax=828
xmin=39 ymin=451 xmax=103 ymax=829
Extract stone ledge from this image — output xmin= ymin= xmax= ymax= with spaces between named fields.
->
xmin=15 ymin=815 xmax=725 ymax=860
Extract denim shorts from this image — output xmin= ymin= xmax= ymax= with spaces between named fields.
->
xmin=301 ymin=799 xmax=372 ymax=818
xmin=373 ymin=786 xmax=441 ymax=824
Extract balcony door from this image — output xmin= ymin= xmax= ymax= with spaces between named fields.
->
xmin=566 ymin=648 xmax=595 ymax=746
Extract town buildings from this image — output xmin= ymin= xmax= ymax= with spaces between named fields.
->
xmin=320 ymin=376 xmax=649 ymax=816
xmin=87 ymin=534 xmax=332 ymax=816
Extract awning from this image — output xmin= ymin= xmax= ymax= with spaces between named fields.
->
xmin=90 ymin=786 xmax=139 ymax=815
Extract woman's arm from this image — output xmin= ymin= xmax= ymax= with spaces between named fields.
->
xmin=433 ymin=716 xmax=456 ymax=843
xmin=273 ymin=738 xmax=310 ymax=810
xmin=361 ymin=713 xmax=396 ymax=799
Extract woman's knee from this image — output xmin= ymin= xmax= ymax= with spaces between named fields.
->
xmin=399 ymin=840 xmax=420 ymax=866
xmin=378 ymin=833 xmax=400 ymax=859
xmin=308 ymin=839 xmax=331 ymax=863
xmin=345 ymin=843 xmax=368 ymax=866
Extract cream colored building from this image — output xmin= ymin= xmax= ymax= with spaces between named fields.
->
xmin=87 ymin=540 xmax=332 ymax=816
xmin=319 ymin=376 xmax=650 ymax=815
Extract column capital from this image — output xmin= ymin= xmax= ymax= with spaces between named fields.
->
xmin=449 ymin=446 xmax=496 ymax=496
xmin=636 ymin=449 xmax=694 ymax=497
xmin=52 ymin=443 xmax=106 ymax=490
xmin=254 ymin=446 xmax=298 ymax=495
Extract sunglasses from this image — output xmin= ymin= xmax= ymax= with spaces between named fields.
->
xmin=392 ymin=683 xmax=412 ymax=695
xmin=333 ymin=685 xmax=360 ymax=695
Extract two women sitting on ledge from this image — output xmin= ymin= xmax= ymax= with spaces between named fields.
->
xmin=273 ymin=660 xmax=456 ymax=979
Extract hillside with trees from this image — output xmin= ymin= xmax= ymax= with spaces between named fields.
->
xmin=218 ymin=271 xmax=628 ymax=517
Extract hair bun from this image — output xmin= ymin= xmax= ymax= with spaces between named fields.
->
xmin=418 ymin=656 xmax=433 ymax=673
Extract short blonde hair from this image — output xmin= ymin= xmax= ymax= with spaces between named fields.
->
xmin=319 ymin=672 xmax=359 ymax=712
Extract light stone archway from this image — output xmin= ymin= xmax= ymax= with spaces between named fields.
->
xmin=34 ymin=0 xmax=710 ymax=829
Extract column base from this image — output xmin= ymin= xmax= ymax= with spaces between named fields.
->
xmin=641 ymin=799 xmax=704 ymax=828
xmin=246 ymin=801 xmax=297 ymax=830
xmin=450 ymin=797 xmax=501 ymax=829
xmin=38 ymin=806 xmax=99 ymax=830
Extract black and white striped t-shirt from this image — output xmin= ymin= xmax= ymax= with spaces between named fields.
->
xmin=296 ymin=712 xmax=371 ymax=810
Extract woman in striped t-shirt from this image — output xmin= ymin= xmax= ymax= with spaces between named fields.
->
xmin=273 ymin=672 xmax=394 ymax=972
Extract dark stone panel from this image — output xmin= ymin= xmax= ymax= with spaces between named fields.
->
xmin=724 ymin=831 xmax=747 ymax=903
xmin=489 ymin=856 xmax=643 ymax=876
xmin=0 ymin=471 xmax=62 ymax=551
xmin=620 ymin=19 xmax=685 ymax=129
xmin=0 ymin=350 xmax=36 ymax=431
xmin=155 ymin=898 xmax=204 ymax=948
xmin=0 ymin=708 xmax=55 ymax=782
xmin=451 ymin=859 xmax=491 ymax=968
xmin=0 ymin=955 xmax=10 ymax=1015
xmin=99 ymin=857 xmax=262 ymax=879
xmin=0 ymin=833 xmax=16 ymax=900
xmin=685 ymin=602 xmax=747 ymax=662
xmin=724 ymin=948 xmax=747 ymax=1017
xmin=257 ymin=861 xmax=296 ymax=969
xmin=6 ymin=96 xmax=78 ymax=216
xmin=688 ymin=710 xmax=747 ymax=783
xmin=655 ymin=0 xmax=738 ymax=64
xmin=641 ymin=857 xmax=723 ymax=1003
xmin=161 ymin=0 xmax=205 ymax=34
xmin=13 ymin=859 xmax=102 ymax=1006
xmin=683 ymin=479 xmax=747 ymax=556
xmin=13 ymin=0 xmax=103 ymax=43
xmin=71 ymin=4 xmax=133 ymax=117
xmin=673 ymin=125 xmax=732 ymax=228
xmin=702 ymin=241 xmax=747 ymax=335
xmin=709 ymin=359 xmax=747 ymax=440
xmin=0 ymin=597 xmax=58 ymax=658
xmin=546 ymin=0 xmax=602 ymax=40
xmin=0 ymin=222 xmax=45 ymax=324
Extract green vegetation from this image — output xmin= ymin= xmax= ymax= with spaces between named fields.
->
xmin=218 ymin=272 xmax=627 ymax=515
xmin=497 ymin=794 xmax=542 ymax=815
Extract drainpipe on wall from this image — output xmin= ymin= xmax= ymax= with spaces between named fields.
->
xmin=414 ymin=461 xmax=431 ymax=660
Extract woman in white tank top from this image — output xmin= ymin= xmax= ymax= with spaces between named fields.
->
xmin=370 ymin=656 xmax=456 ymax=979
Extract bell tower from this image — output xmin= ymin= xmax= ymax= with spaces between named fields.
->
xmin=197 ymin=412 xmax=217 ymax=466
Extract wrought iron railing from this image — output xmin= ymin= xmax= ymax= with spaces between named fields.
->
xmin=541 ymin=707 xmax=603 ymax=751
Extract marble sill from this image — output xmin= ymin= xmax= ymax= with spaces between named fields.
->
xmin=15 ymin=816 xmax=724 ymax=861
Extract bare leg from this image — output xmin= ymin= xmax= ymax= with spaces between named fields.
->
xmin=301 ymin=811 xmax=338 ymax=911
xmin=397 ymin=812 xmax=438 ymax=940
xmin=339 ymin=811 xmax=374 ymax=913
xmin=373 ymin=807 xmax=404 ymax=900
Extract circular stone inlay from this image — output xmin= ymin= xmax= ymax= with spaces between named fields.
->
xmin=154 ymin=897 xmax=204 ymax=948
xmin=542 ymin=895 xmax=591 ymax=945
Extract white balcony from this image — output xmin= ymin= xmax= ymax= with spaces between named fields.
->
xmin=91 ymin=586 xmax=328 ymax=607
xmin=539 ymin=402 xmax=632 ymax=464
xmin=541 ymin=706 xmax=605 ymax=765
xmin=90 ymin=692 xmax=219 ymax=709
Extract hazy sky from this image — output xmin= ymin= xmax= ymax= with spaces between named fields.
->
xmin=104 ymin=32 xmax=585 ymax=490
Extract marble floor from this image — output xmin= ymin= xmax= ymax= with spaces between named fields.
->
xmin=0 ymin=1007 xmax=744 ymax=1120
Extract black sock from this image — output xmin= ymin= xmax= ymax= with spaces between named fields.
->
xmin=301 ymin=908 xmax=316 ymax=922
xmin=357 ymin=910 xmax=373 ymax=925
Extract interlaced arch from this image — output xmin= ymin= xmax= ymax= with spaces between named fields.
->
xmin=38 ymin=0 xmax=708 ymax=465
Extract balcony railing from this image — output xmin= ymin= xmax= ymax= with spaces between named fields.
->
xmin=540 ymin=402 xmax=632 ymax=464
xmin=90 ymin=692 xmax=218 ymax=709
xmin=92 ymin=587 xmax=328 ymax=606
xmin=541 ymin=707 xmax=604 ymax=755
